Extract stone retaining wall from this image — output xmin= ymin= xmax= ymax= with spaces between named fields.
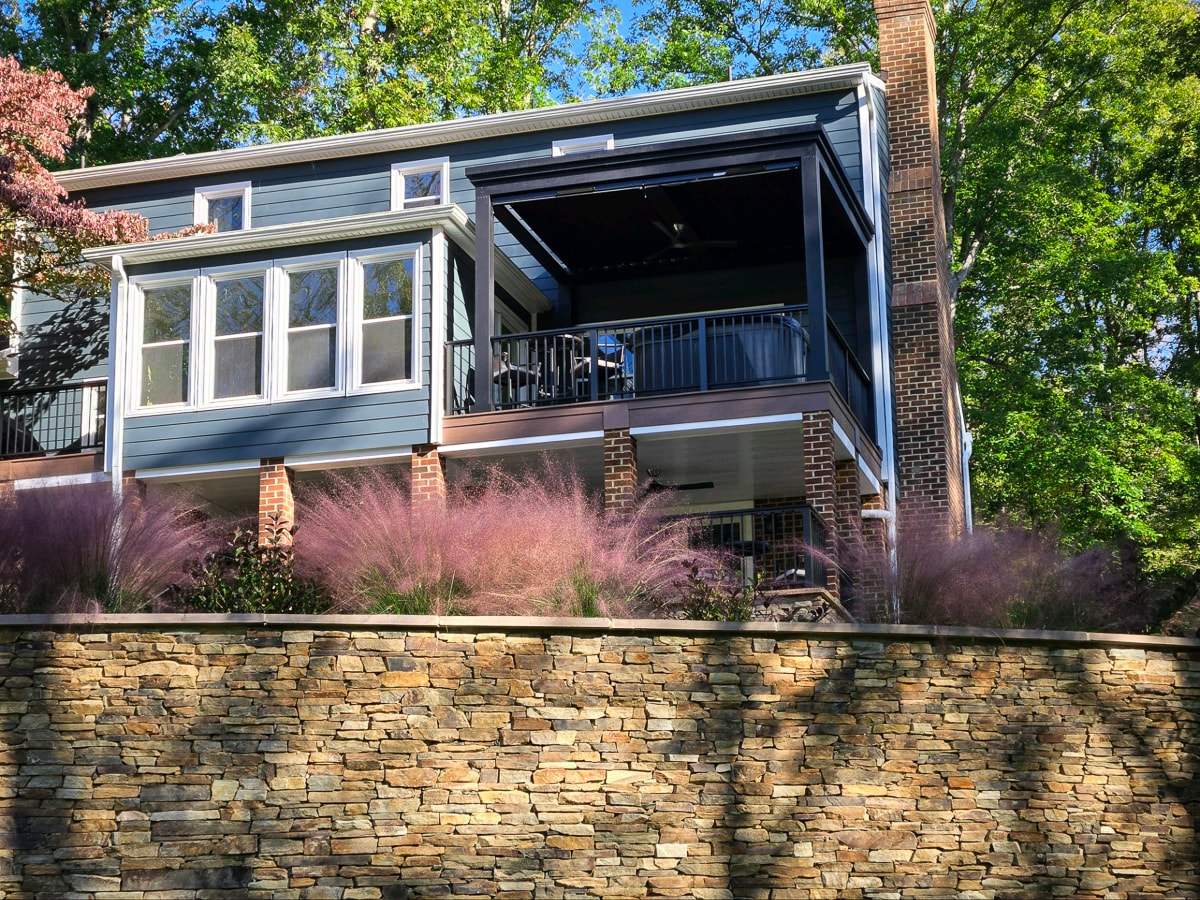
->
xmin=0 ymin=616 xmax=1198 ymax=899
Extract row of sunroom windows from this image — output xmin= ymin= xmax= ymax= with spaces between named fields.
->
xmin=135 ymin=247 xmax=419 ymax=410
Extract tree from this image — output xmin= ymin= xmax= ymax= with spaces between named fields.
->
xmin=206 ymin=0 xmax=615 ymax=142
xmin=1 ymin=1 xmax=245 ymax=166
xmin=0 ymin=56 xmax=147 ymax=321
xmin=606 ymin=0 xmax=1200 ymax=582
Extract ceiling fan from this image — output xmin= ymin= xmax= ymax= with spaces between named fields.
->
xmin=643 ymin=467 xmax=715 ymax=494
xmin=642 ymin=186 xmax=738 ymax=260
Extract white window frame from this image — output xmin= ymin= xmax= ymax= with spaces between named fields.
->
xmin=347 ymin=247 xmax=422 ymax=394
xmin=275 ymin=252 xmax=347 ymax=400
xmin=126 ymin=245 xmax=424 ymax=416
xmin=199 ymin=263 xmax=271 ymax=406
xmin=194 ymin=181 xmax=252 ymax=231
xmin=552 ymin=134 xmax=615 ymax=157
xmin=130 ymin=274 xmax=198 ymax=412
xmin=390 ymin=158 xmax=450 ymax=211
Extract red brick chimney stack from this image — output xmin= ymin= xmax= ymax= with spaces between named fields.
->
xmin=875 ymin=0 xmax=967 ymax=534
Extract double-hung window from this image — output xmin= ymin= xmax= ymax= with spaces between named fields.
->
xmin=138 ymin=280 xmax=193 ymax=406
xmin=284 ymin=259 xmax=342 ymax=394
xmin=390 ymin=159 xmax=449 ymax=210
xmin=211 ymin=272 xmax=265 ymax=400
xmin=195 ymin=182 xmax=252 ymax=232
xmin=353 ymin=251 xmax=415 ymax=386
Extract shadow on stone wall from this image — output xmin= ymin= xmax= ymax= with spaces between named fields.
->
xmin=0 ymin=624 xmax=1197 ymax=899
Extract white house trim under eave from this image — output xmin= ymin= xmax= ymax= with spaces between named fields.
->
xmin=56 ymin=64 xmax=875 ymax=192
xmin=81 ymin=205 xmax=550 ymax=317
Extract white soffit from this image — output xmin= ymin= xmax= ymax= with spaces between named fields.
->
xmin=55 ymin=64 xmax=874 ymax=192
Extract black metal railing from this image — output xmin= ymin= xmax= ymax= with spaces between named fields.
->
xmin=827 ymin=319 xmax=874 ymax=439
xmin=691 ymin=504 xmax=828 ymax=590
xmin=0 ymin=382 xmax=107 ymax=460
xmin=448 ymin=306 xmax=812 ymax=412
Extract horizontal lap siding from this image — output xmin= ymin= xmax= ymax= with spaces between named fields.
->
xmin=122 ymin=389 xmax=431 ymax=470
xmin=12 ymin=291 xmax=108 ymax=384
xmin=76 ymin=90 xmax=862 ymax=257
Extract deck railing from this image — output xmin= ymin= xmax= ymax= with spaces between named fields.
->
xmin=449 ymin=306 xmax=810 ymax=412
xmin=690 ymin=504 xmax=828 ymax=590
xmin=447 ymin=306 xmax=875 ymax=440
xmin=827 ymin=319 xmax=874 ymax=436
xmin=0 ymin=381 xmax=107 ymax=460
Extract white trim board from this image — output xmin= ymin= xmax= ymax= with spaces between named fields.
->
xmin=14 ymin=472 xmax=111 ymax=491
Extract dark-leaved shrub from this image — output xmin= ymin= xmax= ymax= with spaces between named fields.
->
xmin=180 ymin=516 xmax=330 ymax=615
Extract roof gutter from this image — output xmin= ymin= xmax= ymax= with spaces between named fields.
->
xmin=55 ymin=64 xmax=875 ymax=192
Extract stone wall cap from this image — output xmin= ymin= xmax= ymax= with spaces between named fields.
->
xmin=0 ymin=613 xmax=1196 ymax=649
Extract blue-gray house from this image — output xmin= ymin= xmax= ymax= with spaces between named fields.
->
xmin=5 ymin=9 xmax=971 ymax=600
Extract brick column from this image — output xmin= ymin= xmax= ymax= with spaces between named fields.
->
xmin=258 ymin=459 xmax=295 ymax=546
xmin=875 ymin=0 xmax=966 ymax=537
xmin=411 ymin=444 xmax=447 ymax=507
xmin=856 ymin=492 xmax=892 ymax=613
xmin=121 ymin=470 xmax=145 ymax=501
xmin=802 ymin=411 xmax=840 ymax=598
xmin=603 ymin=428 xmax=638 ymax=514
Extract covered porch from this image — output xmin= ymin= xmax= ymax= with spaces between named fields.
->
xmin=462 ymin=124 xmax=878 ymax=443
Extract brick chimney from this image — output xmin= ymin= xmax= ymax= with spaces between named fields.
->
xmin=875 ymin=0 xmax=967 ymax=534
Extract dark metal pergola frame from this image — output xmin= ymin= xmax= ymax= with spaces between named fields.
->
xmin=465 ymin=124 xmax=873 ymax=413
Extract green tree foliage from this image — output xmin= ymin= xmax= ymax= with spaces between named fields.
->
xmin=612 ymin=0 xmax=1200 ymax=582
xmin=4 ymin=0 xmax=613 ymax=159
xmin=942 ymin=0 xmax=1200 ymax=577
xmin=207 ymin=0 xmax=612 ymax=142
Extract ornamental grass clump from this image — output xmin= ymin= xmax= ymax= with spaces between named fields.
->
xmin=842 ymin=508 xmax=1147 ymax=632
xmin=293 ymin=464 xmax=710 ymax=617
xmin=0 ymin=485 xmax=217 ymax=613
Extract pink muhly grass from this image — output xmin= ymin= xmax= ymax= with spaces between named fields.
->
xmin=0 ymin=486 xmax=218 ymax=613
xmin=293 ymin=463 xmax=713 ymax=617
xmin=841 ymin=507 xmax=1146 ymax=632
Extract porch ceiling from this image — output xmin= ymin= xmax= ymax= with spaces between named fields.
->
xmin=499 ymin=167 xmax=865 ymax=282
xmin=441 ymin=422 xmax=809 ymax=509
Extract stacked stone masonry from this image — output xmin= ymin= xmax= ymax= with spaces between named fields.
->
xmin=0 ymin=618 xmax=1196 ymax=899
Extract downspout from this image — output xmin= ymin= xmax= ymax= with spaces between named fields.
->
xmin=108 ymin=254 xmax=127 ymax=496
xmin=429 ymin=227 xmax=447 ymax=445
xmin=857 ymin=77 xmax=900 ymax=548
xmin=958 ymin=381 xmax=974 ymax=532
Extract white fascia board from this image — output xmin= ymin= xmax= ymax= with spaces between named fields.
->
xmin=438 ymin=431 xmax=605 ymax=456
xmin=133 ymin=459 xmax=262 ymax=481
xmin=82 ymin=204 xmax=550 ymax=316
xmin=284 ymin=448 xmax=414 ymax=471
xmin=630 ymin=413 xmax=804 ymax=439
xmin=56 ymin=64 xmax=874 ymax=192
xmin=14 ymin=471 xmax=111 ymax=491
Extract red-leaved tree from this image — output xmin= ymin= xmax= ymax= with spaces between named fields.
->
xmin=0 ymin=56 xmax=149 ymax=326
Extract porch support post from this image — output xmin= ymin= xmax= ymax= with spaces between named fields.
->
xmin=258 ymin=458 xmax=295 ymax=547
xmin=473 ymin=188 xmax=496 ymax=413
xmin=411 ymin=444 xmax=448 ymax=508
xmin=801 ymin=410 xmax=839 ymax=599
xmin=834 ymin=459 xmax=861 ymax=602
xmin=856 ymin=491 xmax=892 ymax=616
xmin=603 ymin=428 xmax=639 ymax=514
xmin=120 ymin=470 xmax=145 ymax=500
xmin=801 ymin=152 xmax=829 ymax=382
